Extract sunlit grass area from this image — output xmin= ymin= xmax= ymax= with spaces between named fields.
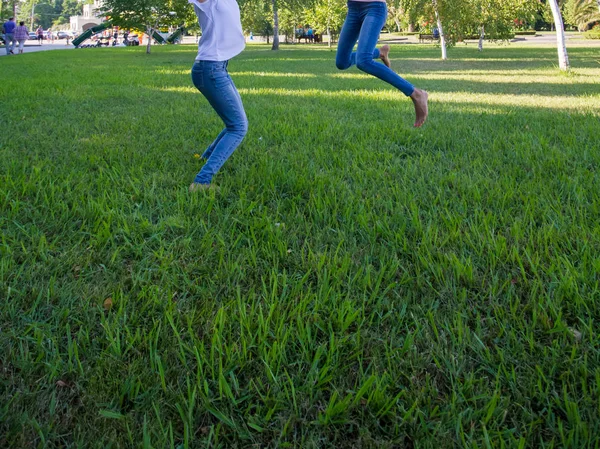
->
xmin=1 ymin=44 xmax=599 ymax=448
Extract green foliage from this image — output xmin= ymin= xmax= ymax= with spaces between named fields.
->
xmin=303 ymin=0 xmax=346 ymax=35
xmin=564 ymin=0 xmax=600 ymax=29
xmin=15 ymin=0 xmax=83 ymax=29
xmin=420 ymin=0 xmax=538 ymax=46
xmin=1 ymin=44 xmax=600 ymax=448
xmin=17 ymin=0 xmax=58 ymax=29
xmin=583 ymin=23 xmax=600 ymax=36
xmin=98 ymin=0 xmax=186 ymax=32
xmin=240 ymin=0 xmax=274 ymax=37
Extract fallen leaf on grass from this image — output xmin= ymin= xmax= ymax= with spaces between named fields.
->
xmin=569 ymin=328 xmax=582 ymax=341
xmin=56 ymin=380 xmax=69 ymax=388
xmin=103 ymin=298 xmax=113 ymax=311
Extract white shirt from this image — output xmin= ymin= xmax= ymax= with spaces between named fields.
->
xmin=189 ymin=0 xmax=245 ymax=62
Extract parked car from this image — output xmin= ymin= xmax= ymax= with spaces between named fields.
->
xmin=57 ymin=31 xmax=74 ymax=39
xmin=29 ymin=32 xmax=37 ymax=40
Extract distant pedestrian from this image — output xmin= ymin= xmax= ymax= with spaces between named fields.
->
xmin=2 ymin=17 xmax=16 ymax=55
xmin=36 ymin=26 xmax=43 ymax=45
xmin=14 ymin=21 xmax=29 ymax=54
xmin=48 ymin=28 xmax=54 ymax=43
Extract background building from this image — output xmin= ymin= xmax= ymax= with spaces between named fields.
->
xmin=70 ymin=0 xmax=104 ymax=33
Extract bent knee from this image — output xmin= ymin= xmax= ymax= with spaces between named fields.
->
xmin=356 ymin=59 xmax=373 ymax=73
xmin=336 ymin=59 xmax=351 ymax=70
xmin=233 ymin=119 xmax=248 ymax=136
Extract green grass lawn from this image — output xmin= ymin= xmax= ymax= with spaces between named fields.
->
xmin=1 ymin=43 xmax=599 ymax=448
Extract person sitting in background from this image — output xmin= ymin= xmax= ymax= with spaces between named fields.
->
xmin=14 ymin=21 xmax=29 ymax=54
xmin=307 ymin=27 xmax=314 ymax=43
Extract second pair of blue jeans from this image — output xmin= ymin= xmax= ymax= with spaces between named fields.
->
xmin=191 ymin=60 xmax=248 ymax=185
xmin=336 ymin=1 xmax=415 ymax=97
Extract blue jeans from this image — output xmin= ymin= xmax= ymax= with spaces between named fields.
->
xmin=5 ymin=33 xmax=15 ymax=54
xmin=336 ymin=1 xmax=415 ymax=97
xmin=191 ymin=60 xmax=248 ymax=185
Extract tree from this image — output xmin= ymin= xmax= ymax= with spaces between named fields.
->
xmin=18 ymin=1 xmax=57 ymax=29
xmin=431 ymin=0 xmax=448 ymax=59
xmin=468 ymin=0 xmax=538 ymax=51
xmin=240 ymin=0 xmax=273 ymax=43
xmin=272 ymin=0 xmax=279 ymax=49
xmin=548 ymin=0 xmax=570 ymax=70
xmin=564 ymin=0 xmax=600 ymax=29
xmin=398 ymin=0 xmax=430 ymax=32
xmin=99 ymin=0 xmax=186 ymax=54
xmin=304 ymin=0 xmax=346 ymax=46
xmin=278 ymin=5 xmax=304 ymax=42
xmin=386 ymin=0 xmax=404 ymax=31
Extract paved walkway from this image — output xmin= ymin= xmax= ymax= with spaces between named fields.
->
xmin=0 ymin=41 xmax=74 ymax=56
xmin=3 ymin=32 xmax=598 ymax=56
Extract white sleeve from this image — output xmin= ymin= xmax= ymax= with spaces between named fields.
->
xmin=188 ymin=0 xmax=210 ymax=10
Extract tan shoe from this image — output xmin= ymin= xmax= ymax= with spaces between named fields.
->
xmin=189 ymin=183 xmax=219 ymax=193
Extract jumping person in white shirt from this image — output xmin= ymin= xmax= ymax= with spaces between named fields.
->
xmin=188 ymin=0 xmax=248 ymax=191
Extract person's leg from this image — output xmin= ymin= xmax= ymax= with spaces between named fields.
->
xmin=336 ymin=3 xmax=382 ymax=71
xmin=335 ymin=4 xmax=362 ymax=70
xmin=18 ymin=40 xmax=25 ymax=54
xmin=6 ymin=34 xmax=13 ymax=54
xmin=201 ymin=128 xmax=227 ymax=159
xmin=191 ymin=61 xmax=248 ymax=186
xmin=355 ymin=4 xmax=414 ymax=96
xmin=355 ymin=3 xmax=428 ymax=126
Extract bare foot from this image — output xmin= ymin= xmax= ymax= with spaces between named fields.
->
xmin=379 ymin=44 xmax=391 ymax=68
xmin=410 ymin=88 xmax=429 ymax=127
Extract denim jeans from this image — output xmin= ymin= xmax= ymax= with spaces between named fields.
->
xmin=5 ymin=33 xmax=15 ymax=54
xmin=336 ymin=1 xmax=415 ymax=97
xmin=191 ymin=60 xmax=248 ymax=185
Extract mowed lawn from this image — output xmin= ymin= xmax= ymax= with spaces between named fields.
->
xmin=1 ymin=43 xmax=599 ymax=448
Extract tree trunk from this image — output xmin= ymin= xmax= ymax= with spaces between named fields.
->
xmin=432 ymin=0 xmax=447 ymax=60
xmin=548 ymin=0 xmax=569 ymax=70
xmin=271 ymin=0 xmax=279 ymax=50
xmin=408 ymin=23 xmax=415 ymax=32
xmin=146 ymin=26 xmax=152 ymax=54
xmin=478 ymin=25 xmax=484 ymax=51
xmin=394 ymin=18 xmax=401 ymax=32
xmin=327 ymin=15 xmax=332 ymax=49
